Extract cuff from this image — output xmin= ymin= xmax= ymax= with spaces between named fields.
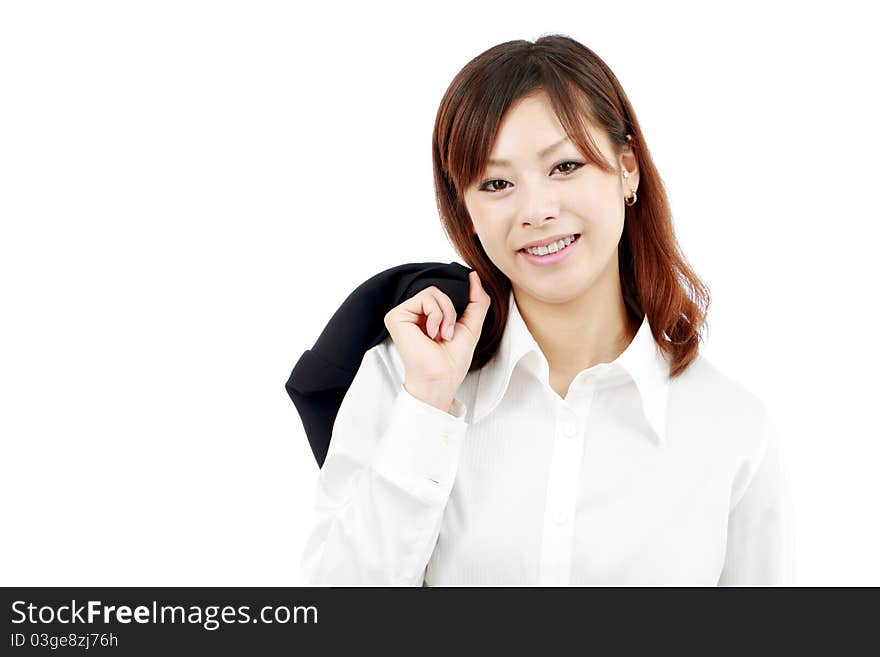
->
xmin=371 ymin=383 xmax=469 ymax=502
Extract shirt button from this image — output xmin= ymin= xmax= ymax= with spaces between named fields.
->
xmin=554 ymin=510 xmax=569 ymax=525
xmin=563 ymin=422 xmax=576 ymax=438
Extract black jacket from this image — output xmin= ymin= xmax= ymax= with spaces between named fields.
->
xmin=285 ymin=261 xmax=474 ymax=468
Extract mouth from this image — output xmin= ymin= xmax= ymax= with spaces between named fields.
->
xmin=517 ymin=233 xmax=581 ymax=255
xmin=517 ymin=233 xmax=582 ymax=267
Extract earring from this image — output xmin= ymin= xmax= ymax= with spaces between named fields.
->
xmin=622 ymin=170 xmax=637 ymax=206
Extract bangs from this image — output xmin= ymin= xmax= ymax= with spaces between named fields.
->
xmin=444 ymin=78 xmax=618 ymax=197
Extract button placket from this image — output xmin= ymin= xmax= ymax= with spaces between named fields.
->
xmin=554 ymin=407 xmax=578 ymax=527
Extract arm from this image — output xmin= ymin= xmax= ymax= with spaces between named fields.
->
xmin=298 ymin=343 xmax=468 ymax=586
xmin=718 ymin=410 xmax=796 ymax=586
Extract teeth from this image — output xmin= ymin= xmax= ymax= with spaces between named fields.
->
xmin=524 ymin=234 xmax=576 ymax=256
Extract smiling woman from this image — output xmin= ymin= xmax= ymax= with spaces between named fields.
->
xmin=433 ymin=35 xmax=708 ymax=379
xmin=298 ymin=33 xmax=794 ymax=588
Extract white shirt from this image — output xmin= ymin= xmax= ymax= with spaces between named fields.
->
xmin=299 ymin=289 xmax=795 ymax=586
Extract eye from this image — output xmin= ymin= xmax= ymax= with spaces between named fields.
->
xmin=478 ymin=160 xmax=586 ymax=193
xmin=554 ymin=161 xmax=584 ymax=174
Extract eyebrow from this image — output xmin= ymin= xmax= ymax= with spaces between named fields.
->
xmin=487 ymin=136 xmax=571 ymax=167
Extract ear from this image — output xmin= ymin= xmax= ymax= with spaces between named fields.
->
xmin=620 ymin=135 xmax=640 ymax=190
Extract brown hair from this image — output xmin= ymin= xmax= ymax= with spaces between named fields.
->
xmin=431 ymin=33 xmax=710 ymax=379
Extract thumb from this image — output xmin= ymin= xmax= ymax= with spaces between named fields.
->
xmin=457 ymin=270 xmax=491 ymax=340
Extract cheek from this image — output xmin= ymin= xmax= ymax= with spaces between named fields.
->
xmin=468 ymin=210 xmax=507 ymax=252
xmin=566 ymin=187 xmax=623 ymax=242
xmin=564 ymin=182 xmax=607 ymax=216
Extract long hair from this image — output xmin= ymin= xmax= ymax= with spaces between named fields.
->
xmin=431 ymin=34 xmax=710 ymax=378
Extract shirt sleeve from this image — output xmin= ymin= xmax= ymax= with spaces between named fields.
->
xmin=298 ymin=343 xmax=469 ymax=586
xmin=718 ymin=409 xmax=796 ymax=586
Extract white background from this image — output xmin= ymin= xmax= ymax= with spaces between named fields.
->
xmin=1 ymin=0 xmax=877 ymax=586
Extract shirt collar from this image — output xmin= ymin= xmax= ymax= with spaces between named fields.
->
xmin=472 ymin=289 xmax=671 ymax=447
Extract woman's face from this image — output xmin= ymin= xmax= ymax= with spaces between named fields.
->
xmin=462 ymin=91 xmax=638 ymax=306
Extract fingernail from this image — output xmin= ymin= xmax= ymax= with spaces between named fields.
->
xmin=443 ymin=325 xmax=453 ymax=340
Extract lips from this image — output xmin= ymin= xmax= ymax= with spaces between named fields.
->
xmin=518 ymin=233 xmax=580 ymax=252
xmin=517 ymin=232 xmax=582 ymax=266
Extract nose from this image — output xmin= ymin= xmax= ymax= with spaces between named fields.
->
xmin=520 ymin=184 xmax=561 ymax=229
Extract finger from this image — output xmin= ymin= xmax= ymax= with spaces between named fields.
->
xmin=426 ymin=287 xmax=457 ymax=340
xmin=457 ymin=270 xmax=491 ymax=338
xmin=398 ymin=289 xmax=440 ymax=336
xmin=419 ymin=294 xmax=443 ymax=339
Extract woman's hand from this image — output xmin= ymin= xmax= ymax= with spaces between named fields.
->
xmin=383 ymin=270 xmax=491 ymax=413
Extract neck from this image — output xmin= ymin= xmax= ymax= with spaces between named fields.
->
xmin=512 ymin=263 xmax=637 ymax=376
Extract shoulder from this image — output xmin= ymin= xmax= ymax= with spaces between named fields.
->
xmin=669 ymin=352 xmax=772 ymax=455
xmin=674 ymin=352 xmax=767 ymax=415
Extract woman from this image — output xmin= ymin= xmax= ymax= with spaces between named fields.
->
xmin=299 ymin=34 xmax=794 ymax=586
